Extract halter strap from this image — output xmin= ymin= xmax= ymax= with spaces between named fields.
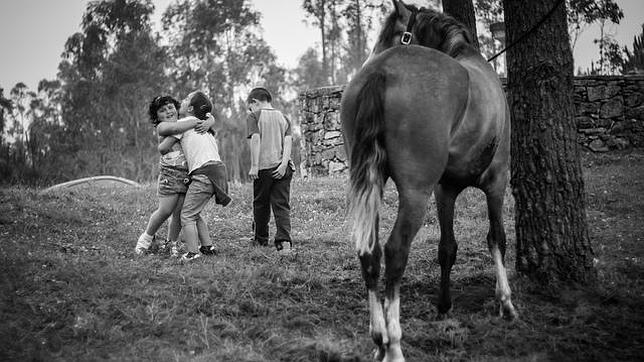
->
xmin=401 ymin=7 xmax=423 ymax=45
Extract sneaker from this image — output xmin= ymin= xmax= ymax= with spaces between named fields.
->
xmin=199 ymin=245 xmax=217 ymax=256
xmin=276 ymin=241 xmax=293 ymax=255
xmin=181 ymin=252 xmax=201 ymax=261
xmin=170 ymin=245 xmax=180 ymax=257
xmin=156 ymin=239 xmax=169 ymax=253
xmin=135 ymin=234 xmax=154 ymax=255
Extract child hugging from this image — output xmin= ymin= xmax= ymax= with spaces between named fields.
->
xmin=156 ymin=91 xmax=231 ymax=261
xmin=136 ymin=93 xmax=224 ymax=259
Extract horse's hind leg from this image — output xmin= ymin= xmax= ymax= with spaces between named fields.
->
xmin=434 ymin=184 xmax=464 ymax=317
xmin=358 ymin=235 xmax=388 ymax=360
xmin=484 ymin=185 xmax=518 ymax=319
xmin=381 ymin=188 xmax=429 ymax=362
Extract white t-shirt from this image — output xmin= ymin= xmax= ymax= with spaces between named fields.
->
xmin=173 ymin=116 xmax=221 ymax=173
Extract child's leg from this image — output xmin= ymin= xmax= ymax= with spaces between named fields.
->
xmin=271 ymin=167 xmax=293 ymax=247
xmin=253 ymin=169 xmax=273 ymax=245
xmin=145 ymin=196 xmax=179 ymax=235
xmin=181 ymin=175 xmax=214 ymax=254
xmin=196 ymin=215 xmax=212 ymax=247
xmin=136 ymin=195 xmax=179 ymax=253
xmin=168 ymin=194 xmax=185 ymax=242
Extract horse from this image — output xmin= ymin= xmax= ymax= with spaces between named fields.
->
xmin=340 ymin=1 xmax=517 ymax=360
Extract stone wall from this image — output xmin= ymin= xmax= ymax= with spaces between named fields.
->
xmin=298 ymin=76 xmax=644 ymax=176
xmin=574 ymin=76 xmax=644 ymax=152
xmin=298 ymin=86 xmax=347 ymax=176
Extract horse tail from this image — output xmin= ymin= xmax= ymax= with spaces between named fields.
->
xmin=348 ymin=71 xmax=388 ymax=255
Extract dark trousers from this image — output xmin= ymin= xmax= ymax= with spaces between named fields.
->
xmin=253 ymin=166 xmax=293 ymax=245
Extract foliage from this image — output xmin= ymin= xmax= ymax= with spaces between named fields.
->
xmin=621 ymin=24 xmax=644 ymax=74
xmin=162 ymin=0 xmax=288 ymax=181
xmin=1 ymin=151 xmax=643 ymax=360
xmin=568 ymin=0 xmax=622 ymax=50
xmin=474 ymin=0 xmax=624 ymax=75
xmin=55 ymin=0 xmax=168 ymax=182
xmin=300 ymin=0 xmax=387 ymax=86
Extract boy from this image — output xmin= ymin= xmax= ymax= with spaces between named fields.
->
xmin=158 ymin=91 xmax=231 ymax=261
xmin=246 ymin=87 xmax=294 ymax=254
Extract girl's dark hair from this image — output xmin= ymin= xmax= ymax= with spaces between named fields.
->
xmin=247 ymin=87 xmax=272 ymax=103
xmin=148 ymin=95 xmax=180 ymax=126
xmin=189 ymin=91 xmax=213 ymax=120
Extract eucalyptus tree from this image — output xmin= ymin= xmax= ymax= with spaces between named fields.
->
xmin=162 ymin=0 xmax=286 ymax=181
xmin=58 ymin=0 xmax=168 ymax=180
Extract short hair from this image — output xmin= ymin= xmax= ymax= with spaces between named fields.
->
xmin=189 ymin=91 xmax=212 ymax=120
xmin=148 ymin=95 xmax=180 ymax=126
xmin=247 ymin=87 xmax=272 ymax=103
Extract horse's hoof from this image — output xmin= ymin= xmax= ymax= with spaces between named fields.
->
xmin=499 ymin=303 xmax=518 ymax=321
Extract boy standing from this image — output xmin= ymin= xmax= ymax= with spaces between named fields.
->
xmin=158 ymin=91 xmax=231 ymax=261
xmin=246 ymin=87 xmax=294 ymax=253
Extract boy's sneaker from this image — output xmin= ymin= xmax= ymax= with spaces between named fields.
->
xmin=181 ymin=252 xmax=201 ymax=261
xmin=199 ymin=245 xmax=217 ymax=256
xmin=276 ymin=241 xmax=293 ymax=255
xmin=135 ymin=234 xmax=154 ymax=255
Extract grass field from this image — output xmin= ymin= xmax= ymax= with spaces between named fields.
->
xmin=1 ymin=150 xmax=642 ymax=361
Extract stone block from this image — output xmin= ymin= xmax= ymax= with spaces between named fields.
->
xmin=624 ymin=92 xmax=643 ymax=108
xmin=324 ymin=130 xmax=342 ymax=139
xmin=588 ymin=139 xmax=609 ymax=152
xmin=587 ymin=85 xmax=621 ymax=101
xmin=580 ymin=127 xmax=606 ymax=135
xmin=600 ymin=97 xmax=623 ymax=118
xmin=576 ymin=102 xmax=599 ymax=115
xmin=329 ymin=160 xmax=347 ymax=174
xmin=610 ymin=120 xmax=632 ymax=134
xmin=323 ymin=112 xmax=341 ymax=130
xmin=335 ymin=146 xmax=347 ymax=161
xmin=575 ymin=116 xmax=594 ymax=128
xmin=605 ymin=136 xmax=630 ymax=150
xmin=321 ymin=148 xmax=336 ymax=160
xmin=625 ymin=105 xmax=644 ymax=120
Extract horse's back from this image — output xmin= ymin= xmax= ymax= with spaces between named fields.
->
xmin=342 ymin=45 xmax=471 ymax=189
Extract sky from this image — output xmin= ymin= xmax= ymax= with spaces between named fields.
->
xmin=0 ymin=0 xmax=643 ymax=92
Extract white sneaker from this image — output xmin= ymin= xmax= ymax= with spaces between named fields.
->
xmin=170 ymin=245 xmax=179 ymax=257
xmin=181 ymin=252 xmax=201 ymax=261
xmin=135 ymin=234 xmax=154 ymax=255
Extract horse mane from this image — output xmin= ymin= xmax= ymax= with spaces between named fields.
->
xmin=377 ymin=6 xmax=474 ymax=58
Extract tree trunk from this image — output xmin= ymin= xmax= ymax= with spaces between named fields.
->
xmin=503 ymin=0 xmax=596 ymax=286
xmin=442 ymin=0 xmax=480 ymax=50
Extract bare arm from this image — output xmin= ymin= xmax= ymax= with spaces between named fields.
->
xmin=194 ymin=113 xmax=216 ymax=134
xmin=157 ymin=117 xmax=198 ymax=136
xmin=281 ymin=135 xmax=292 ymax=166
xmin=272 ymin=135 xmax=293 ymax=179
xmin=248 ymin=133 xmax=260 ymax=179
xmin=158 ymin=136 xmax=178 ymax=155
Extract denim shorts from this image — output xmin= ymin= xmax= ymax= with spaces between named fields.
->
xmin=180 ymin=174 xmax=214 ymax=222
xmin=157 ymin=166 xmax=189 ymax=196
